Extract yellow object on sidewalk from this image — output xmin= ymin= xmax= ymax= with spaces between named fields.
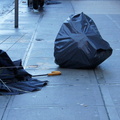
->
xmin=32 ymin=71 xmax=61 ymax=77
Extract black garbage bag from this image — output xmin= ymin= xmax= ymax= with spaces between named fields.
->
xmin=0 ymin=50 xmax=48 ymax=95
xmin=54 ymin=12 xmax=113 ymax=69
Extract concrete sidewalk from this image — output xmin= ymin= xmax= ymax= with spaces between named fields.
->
xmin=0 ymin=0 xmax=120 ymax=120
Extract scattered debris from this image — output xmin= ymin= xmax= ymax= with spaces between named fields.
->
xmin=22 ymin=1 xmax=26 ymax=3
xmin=36 ymin=38 xmax=44 ymax=41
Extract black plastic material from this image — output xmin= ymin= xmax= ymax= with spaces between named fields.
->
xmin=33 ymin=0 xmax=44 ymax=9
xmin=0 ymin=50 xmax=48 ymax=95
xmin=54 ymin=12 xmax=113 ymax=69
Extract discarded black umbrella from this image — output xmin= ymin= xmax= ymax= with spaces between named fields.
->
xmin=0 ymin=50 xmax=48 ymax=95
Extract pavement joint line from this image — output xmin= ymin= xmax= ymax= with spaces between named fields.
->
xmin=1 ymin=105 xmax=110 ymax=109
xmin=0 ymin=36 xmax=11 ymax=44
xmin=70 ymin=1 xmax=75 ymax=14
xmin=100 ymin=85 xmax=120 ymax=120
xmin=106 ymin=14 xmax=120 ymax=29
xmin=94 ymin=69 xmax=120 ymax=120
xmin=22 ymin=13 xmax=44 ymax=68
xmin=0 ymin=2 xmax=14 ymax=24
xmin=0 ymin=96 xmax=12 ymax=120
xmin=6 ymin=34 xmax=26 ymax=51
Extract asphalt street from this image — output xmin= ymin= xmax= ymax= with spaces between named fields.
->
xmin=0 ymin=0 xmax=120 ymax=120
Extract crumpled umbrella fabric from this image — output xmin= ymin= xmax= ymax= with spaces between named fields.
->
xmin=54 ymin=12 xmax=113 ymax=69
xmin=0 ymin=50 xmax=48 ymax=95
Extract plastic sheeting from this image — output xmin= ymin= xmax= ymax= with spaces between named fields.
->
xmin=54 ymin=12 xmax=113 ymax=69
xmin=0 ymin=50 xmax=48 ymax=95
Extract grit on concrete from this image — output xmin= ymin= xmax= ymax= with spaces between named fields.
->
xmin=0 ymin=0 xmax=120 ymax=120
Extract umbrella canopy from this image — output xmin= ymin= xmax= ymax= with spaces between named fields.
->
xmin=0 ymin=50 xmax=48 ymax=95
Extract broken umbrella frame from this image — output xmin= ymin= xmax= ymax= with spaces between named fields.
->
xmin=28 ymin=0 xmax=44 ymax=9
xmin=0 ymin=49 xmax=48 ymax=95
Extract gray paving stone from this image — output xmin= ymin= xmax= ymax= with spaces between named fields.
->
xmin=0 ymin=109 xmax=5 ymax=120
xmin=0 ymin=43 xmax=13 ymax=51
xmin=2 ymin=106 xmax=109 ymax=120
xmin=10 ymin=84 xmax=103 ymax=106
xmin=29 ymin=49 xmax=54 ymax=58
xmin=33 ymin=41 xmax=54 ymax=49
xmin=106 ymin=85 xmax=120 ymax=105
xmin=72 ymin=1 xmax=120 ymax=14
xmin=0 ymin=96 xmax=11 ymax=108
